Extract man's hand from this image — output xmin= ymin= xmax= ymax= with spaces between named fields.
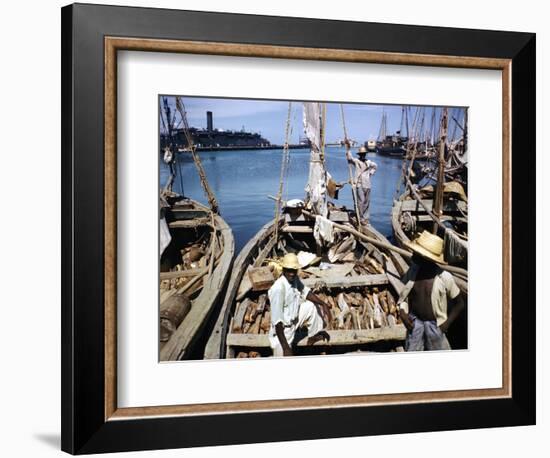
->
xmin=307 ymin=330 xmax=331 ymax=345
xmin=439 ymin=320 xmax=449 ymax=334
xmin=400 ymin=310 xmax=415 ymax=332
xmin=275 ymin=322 xmax=292 ymax=357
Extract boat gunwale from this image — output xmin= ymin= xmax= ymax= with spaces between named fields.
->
xmin=160 ymin=198 xmax=235 ymax=361
xmin=204 ymin=218 xmax=279 ymax=359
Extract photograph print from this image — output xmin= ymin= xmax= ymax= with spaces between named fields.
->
xmin=158 ymin=95 xmax=468 ymax=362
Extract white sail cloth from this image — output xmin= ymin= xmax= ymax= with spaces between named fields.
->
xmin=303 ymin=102 xmax=322 ymax=151
xmin=160 ymin=216 xmax=171 ymax=258
xmin=303 ymin=102 xmax=328 ymax=217
xmin=313 ymin=215 xmax=335 ymax=246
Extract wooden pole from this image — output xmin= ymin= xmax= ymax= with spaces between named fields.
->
xmin=405 ymin=176 xmax=447 ymax=232
xmin=432 ymin=107 xmax=448 ymax=233
xmin=340 ymin=104 xmax=363 ymax=231
xmin=274 ymin=102 xmax=292 ymax=242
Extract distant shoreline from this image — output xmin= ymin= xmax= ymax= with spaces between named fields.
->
xmin=167 ymin=144 xmax=311 ymax=153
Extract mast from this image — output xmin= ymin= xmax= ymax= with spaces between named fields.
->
xmin=430 ymin=107 xmax=436 ymax=147
xmin=399 ymin=106 xmax=409 ymax=139
xmin=463 ymin=109 xmax=468 ymax=155
xmin=432 ymin=107 xmax=448 ymax=234
xmin=303 ymin=102 xmax=328 ymax=217
xmin=405 ymin=106 xmax=409 ymax=139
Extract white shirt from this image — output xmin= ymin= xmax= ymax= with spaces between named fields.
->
xmin=346 ymin=151 xmax=377 ymax=188
xmin=268 ymin=275 xmax=311 ymax=328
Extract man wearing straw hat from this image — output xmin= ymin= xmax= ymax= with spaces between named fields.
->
xmin=397 ymin=231 xmax=465 ymax=351
xmin=268 ymin=253 xmax=332 ymax=357
xmin=346 ymin=146 xmax=377 ymax=221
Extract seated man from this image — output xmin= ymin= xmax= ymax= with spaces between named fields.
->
xmin=397 ymin=231 xmax=465 ymax=351
xmin=268 ymin=253 xmax=331 ymax=357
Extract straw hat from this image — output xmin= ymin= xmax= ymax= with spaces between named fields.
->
xmin=406 ymin=231 xmax=447 ymax=264
xmin=281 ymin=253 xmax=300 ymax=270
xmin=358 ymin=146 xmax=367 ymax=154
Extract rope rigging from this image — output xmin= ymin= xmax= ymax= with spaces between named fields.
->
xmin=274 ymin=102 xmax=293 ymax=241
xmin=174 ymin=96 xmax=219 ymax=214
xmin=340 ymin=104 xmax=363 ymax=231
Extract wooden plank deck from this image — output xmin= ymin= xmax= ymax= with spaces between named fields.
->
xmin=227 ymin=326 xmax=406 ymax=348
xmin=302 ymin=273 xmax=388 ymax=288
xmin=281 ymin=225 xmax=345 ymax=234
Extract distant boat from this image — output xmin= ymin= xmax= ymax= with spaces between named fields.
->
xmin=377 ymin=134 xmax=408 ymax=157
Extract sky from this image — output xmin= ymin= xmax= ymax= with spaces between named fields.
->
xmin=159 ymin=95 xmax=466 ymax=145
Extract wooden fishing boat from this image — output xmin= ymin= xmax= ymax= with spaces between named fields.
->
xmin=391 ymin=107 xmax=468 ymax=292
xmin=158 ymin=95 xmax=234 ymax=361
xmin=159 ymin=194 xmax=234 ymax=361
xmin=204 ymin=204 xmax=412 ymax=359
xmin=391 ymin=187 xmax=467 ymax=282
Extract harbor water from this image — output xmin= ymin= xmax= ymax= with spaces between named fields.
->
xmin=160 ymin=147 xmax=404 ymax=252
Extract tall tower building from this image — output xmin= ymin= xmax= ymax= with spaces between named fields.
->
xmin=206 ymin=111 xmax=213 ymax=131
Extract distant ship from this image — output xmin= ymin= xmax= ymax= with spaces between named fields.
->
xmin=161 ymin=110 xmax=272 ymax=152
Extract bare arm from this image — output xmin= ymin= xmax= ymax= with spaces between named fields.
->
xmin=439 ymin=294 xmax=465 ymax=333
xmin=306 ymin=291 xmax=332 ymax=325
xmin=275 ymin=322 xmax=293 ymax=356
xmin=346 ymin=148 xmax=354 ymax=164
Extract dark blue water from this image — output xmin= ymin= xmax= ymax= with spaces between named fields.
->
xmin=160 ymin=147 xmax=404 ymax=252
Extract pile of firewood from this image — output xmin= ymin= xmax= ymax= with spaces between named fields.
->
xmin=231 ymin=294 xmax=271 ymax=335
xmin=316 ymin=287 xmax=400 ymax=331
xmin=160 ymin=241 xmax=208 ymax=291
xmin=231 ymin=286 xmax=401 ymax=336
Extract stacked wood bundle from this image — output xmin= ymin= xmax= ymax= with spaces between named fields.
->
xmin=159 ymin=229 xmax=224 ymax=345
xmin=231 ymin=294 xmax=271 ymax=335
xmin=315 ymin=286 xmax=400 ymax=331
xmin=231 ymin=286 xmax=400 ymax=337
xmin=160 ymin=231 xmax=222 ymax=296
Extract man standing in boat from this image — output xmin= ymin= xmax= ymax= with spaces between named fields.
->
xmin=397 ymin=231 xmax=465 ymax=351
xmin=346 ymin=145 xmax=377 ymax=222
xmin=268 ymin=253 xmax=332 ymax=357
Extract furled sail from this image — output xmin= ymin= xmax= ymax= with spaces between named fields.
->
xmin=303 ymin=102 xmax=328 ymax=217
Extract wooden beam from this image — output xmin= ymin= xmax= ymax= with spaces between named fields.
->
xmin=226 ymin=326 xmax=406 ymax=348
xmin=416 ymin=214 xmax=467 ymax=223
xmin=168 ymin=218 xmax=211 ymax=229
xmin=302 ymin=273 xmax=388 ymax=288
xmin=282 ymin=225 xmax=344 ymax=234
xmin=160 ymin=267 xmax=207 ymax=280
xmin=282 ymin=225 xmax=313 ymax=233
xmin=400 ymin=198 xmax=467 ymax=213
